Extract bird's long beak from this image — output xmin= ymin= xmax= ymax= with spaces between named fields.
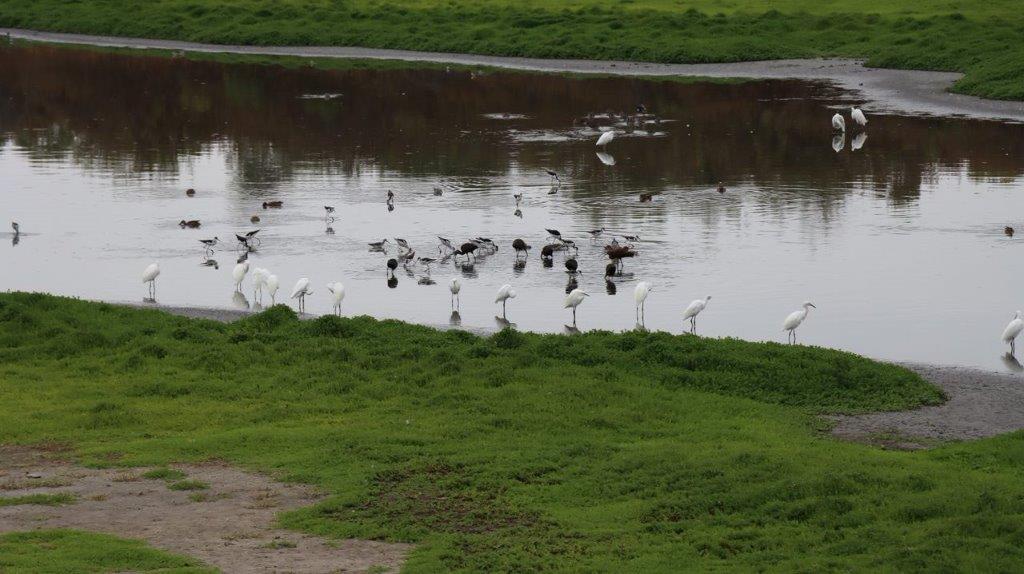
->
xmin=809 ymin=303 xmax=817 ymax=308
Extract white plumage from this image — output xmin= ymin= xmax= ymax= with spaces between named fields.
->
xmin=232 ymin=261 xmax=249 ymax=291
xmin=634 ymin=281 xmax=652 ymax=322
xmin=251 ymin=267 xmax=269 ymax=300
xmin=683 ymin=296 xmax=711 ymax=333
xmin=141 ymin=263 xmax=160 ymax=297
xmin=326 ymin=281 xmax=345 ymax=315
xmin=831 ymin=113 xmax=846 ymax=132
xmin=783 ymin=301 xmax=816 ymax=343
xmin=449 ymin=278 xmax=461 ymax=308
xmin=851 ymin=107 xmax=868 ymax=126
xmin=1002 ymin=311 xmax=1024 ymax=354
xmin=265 ymin=274 xmax=280 ymax=304
xmin=851 ymin=132 xmax=867 ymax=151
xmin=290 ymin=277 xmax=312 ymax=312
xmin=596 ymin=130 xmax=616 ymax=147
xmin=495 ymin=284 xmax=516 ymax=315
xmin=564 ymin=288 xmax=589 ymax=324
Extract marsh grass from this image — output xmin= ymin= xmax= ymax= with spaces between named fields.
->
xmin=0 ymin=529 xmax=213 ymax=573
xmin=1 ymin=293 xmax=1023 ymax=570
xmin=1 ymin=1 xmax=1023 ymax=98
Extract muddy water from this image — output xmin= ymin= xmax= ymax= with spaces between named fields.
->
xmin=2 ymin=44 xmax=1024 ymax=371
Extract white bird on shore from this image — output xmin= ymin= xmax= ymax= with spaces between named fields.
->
xmin=495 ymin=284 xmax=516 ymax=317
xmin=783 ymin=301 xmax=816 ymax=344
xmin=251 ymin=267 xmax=269 ymax=301
xmin=232 ymin=261 xmax=250 ymax=292
xmin=290 ymin=278 xmax=313 ymax=313
xmin=1002 ymin=311 xmax=1024 ymax=355
xmin=564 ymin=288 xmax=589 ymax=325
xmin=141 ymin=263 xmax=160 ymax=298
xmin=634 ymin=281 xmax=652 ymax=323
xmin=851 ymin=107 xmax=868 ymax=127
xmin=831 ymin=113 xmax=846 ymax=132
xmin=596 ymin=130 xmax=616 ymax=147
xmin=449 ymin=278 xmax=461 ymax=309
xmin=266 ymin=274 xmax=280 ymax=304
xmin=682 ymin=296 xmax=711 ymax=333
xmin=326 ymin=281 xmax=345 ymax=315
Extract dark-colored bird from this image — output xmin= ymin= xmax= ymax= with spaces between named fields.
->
xmin=387 ymin=190 xmax=395 ymax=202
xmin=621 ymin=234 xmax=641 ymax=242
xmin=185 ymin=188 xmax=196 ymax=197
xmin=588 ymin=228 xmax=605 ymax=238
xmin=433 ymin=187 xmax=443 ymax=196
xmin=605 ymin=244 xmax=637 ymax=271
xmin=605 ymin=262 xmax=618 ymax=277
xmin=717 ymin=182 xmax=727 ymax=194
xmin=199 ymin=237 xmax=219 ymax=252
xmin=245 ymin=230 xmax=260 ymax=239
xmin=250 ymin=215 xmax=261 ymax=223
xmin=1006 ymin=226 xmax=1015 ymax=237
xmin=368 ymin=239 xmax=389 ymax=250
xmin=324 ymin=206 xmax=335 ymax=217
xmin=455 ymin=242 xmax=478 ymax=262
xmin=262 ymin=201 xmax=283 ymax=209
xmin=540 ymin=243 xmax=563 ymax=260
xmin=386 ymin=258 xmax=398 ymax=275
xmin=545 ymin=169 xmax=560 ymax=183
xmin=11 ymin=222 xmax=19 ymax=235
xmin=636 ymin=103 xmax=647 ymax=114
xmin=546 ymin=228 xmax=562 ymax=240
xmin=639 ymin=192 xmax=654 ymax=202
xmin=179 ymin=220 xmax=201 ymax=228
xmin=512 ymin=238 xmax=531 ymax=258
xmin=236 ymin=250 xmax=249 ymax=264
xmin=565 ymin=258 xmax=579 ymax=274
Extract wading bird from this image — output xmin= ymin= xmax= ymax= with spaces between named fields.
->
xmin=565 ymin=257 xmax=579 ymax=274
xmin=324 ymin=206 xmax=335 ymax=221
xmin=588 ymin=228 xmax=605 ymax=238
xmin=717 ymin=182 xmax=726 ymax=194
xmin=387 ymin=190 xmax=395 ymax=203
xmin=266 ymin=274 xmax=280 ymax=304
xmin=232 ymin=261 xmax=250 ymax=291
xmin=251 ymin=267 xmax=269 ymax=301
xmin=368 ymin=239 xmax=389 ymax=251
xmin=514 ymin=192 xmax=523 ymax=206
xmin=386 ymin=258 xmax=398 ymax=276
xmin=831 ymin=113 xmax=846 ymax=132
xmin=545 ymin=169 xmax=560 ymax=183
xmin=596 ymin=130 xmax=616 ymax=147
xmin=326 ymin=282 xmax=345 ymax=315
xmin=682 ymin=296 xmax=711 ymax=333
xmin=634 ymin=281 xmax=652 ymax=323
xmin=512 ymin=238 xmax=531 ymax=259
xmin=262 ymin=200 xmax=283 ymax=209
xmin=199 ymin=237 xmax=219 ymax=254
xmin=437 ymin=236 xmax=455 ymax=253
xmin=142 ymin=263 xmax=160 ymax=298
xmin=851 ymin=107 xmax=868 ymax=127
xmin=185 ymin=188 xmax=196 ymax=197
xmin=564 ymin=288 xmax=589 ymax=325
xmin=1006 ymin=226 xmax=1015 ymax=237
xmin=455 ymin=242 xmax=478 ymax=262
xmin=291 ymin=278 xmax=313 ymax=313
xmin=433 ymin=187 xmax=443 ymax=196
xmin=449 ymin=278 xmax=461 ymax=309
xmin=495 ymin=284 xmax=516 ymax=317
xmin=1002 ymin=311 xmax=1024 ymax=355
xmin=546 ymin=228 xmax=562 ymax=240
xmin=12 ymin=222 xmax=20 ymax=235
xmin=783 ymin=302 xmax=816 ymax=344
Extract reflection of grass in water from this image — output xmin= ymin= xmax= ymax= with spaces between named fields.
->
xmin=0 ymin=530 xmax=214 ymax=573
xmin=1 ymin=1 xmax=1024 ymax=98
xmin=10 ymin=293 xmax=1024 ymax=571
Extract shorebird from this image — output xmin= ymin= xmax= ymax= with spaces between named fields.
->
xmin=386 ymin=258 xmax=398 ymax=276
xmin=495 ymin=284 xmax=516 ymax=317
xmin=587 ymin=228 xmax=605 ymax=238
xmin=682 ymin=296 xmax=711 ymax=333
xmin=596 ymin=130 xmax=616 ymax=147
xmin=454 ymin=242 xmax=478 ymax=262
xmin=831 ymin=113 xmax=846 ymax=132
xmin=11 ymin=222 xmax=19 ymax=235
xmin=1003 ymin=311 xmax=1024 ymax=355
xmin=634 ymin=281 xmax=652 ymax=323
xmin=851 ymin=107 xmax=868 ymax=127
xmin=437 ymin=236 xmax=455 ymax=253
xmin=564 ymin=257 xmax=579 ymax=275
xmin=512 ymin=238 xmax=531 ymax=259
xmin=141 ymin=263 xmax=160 ymax=298
xmin=290 ymin=278 xmax=313 ymax=313
xmin=544 ymin=169 xmax=560 ymax=183
xmin=783 ymin=302 xmax=817 ymax=344
xmin=564 ymin=288 xmax=589 ymax=325
xmin=449 ymin=278 xmax=461 ymax=309
xmin=324 ymin=206 xmax=335 ymax=221
xmin=1006 ymin=226 xmax=1015 ymax=237
xmin=717 ymin=182 xmax=726 ymax=194
xmin=199 ymin=237 xmax=219 ymax=253
xmin=368 ymin=239 xmax=389 ymax=251
xmin=326 ymin=282 xmax=345 ymax=315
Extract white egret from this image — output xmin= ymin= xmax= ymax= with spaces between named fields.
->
xmin=1002 ymin=311 xmax=1024 ymax=355
xmin=326 ymin=281 xmax=346 ymax=315
xmin=831 ymin=134 xmax=844 ymax=153
xmin=596 ymin=130 xmax=616 ymax=147
xmin=851 ymin=107 xmax=868 ymax=127
xmin=851 ymin=132 xmax=867 ymax=151
xmin=449 ymin=278 xmax=462 ymax=309
xmin=266 ymin=274 xmax=280 ymax=304
xmin=141 ymin=262 xmax=160 ymax=298
xmin=495 ymin=284 xmax=516 ymax=317
xmin=634 ymin=281 xmax=652 ymax=323
xmin=596 ymin=151 xmax=616 ymax=166
xmin=291 ymin=277 xmax=313 ymax=313
xmin=683 ymin=296 xmax=711 ymax=333
xmin=564 ymin=288 xmax=589 ymax=325
xmin=251 ymin=267 xmax=269 ymax=301
xmin=783 ymin=302 xmax=817 ymax=344
xmin=831 ymin=113 xmax=845 ymax=132
xmin=232 ymin=261 xmax=250 ymax=291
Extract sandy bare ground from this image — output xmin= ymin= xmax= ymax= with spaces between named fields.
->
xmin=0 ymin=446 xmax=411 ymax=573
xmin=3 ymin=28 xmax=1024 ymax=122
xmin=829 ymin=363 xmax=1024 ymax=449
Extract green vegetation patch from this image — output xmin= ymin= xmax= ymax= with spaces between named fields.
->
xmin=0 ymin=492 xmax=75 ymax=507
xmin=0 ymin=529 xmax=213 ymax=573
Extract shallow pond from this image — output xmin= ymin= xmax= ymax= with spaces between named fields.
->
xmin=2 ymin=44 xmax=1024 ymax=372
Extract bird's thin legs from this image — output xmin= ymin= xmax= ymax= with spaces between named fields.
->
xmin=572 ymin=307 xmax=577 ymax=325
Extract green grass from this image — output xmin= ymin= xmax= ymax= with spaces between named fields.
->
xmin=0 ymin=529 xmax=213 ymax=573
xmin=0 ymin=493 xmax=75 ymax=507
xmin=1 ymin=0 xmax=1023 ymax=99
xmin=168 ymin=479 xmax=210 ymax=491
xmin=142 ymin=466 xmax=187 ymax=481
xmin=2 ymin=292 xmax=1024 ymax=570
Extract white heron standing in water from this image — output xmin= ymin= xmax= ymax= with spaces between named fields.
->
xmin=564 ymin=288 xmax=589 ymax=325
xmin=251 ymin=267 xmax=269 ymax=301
xmin=449 ymin=278 xmax=461 ymax=309
xmin=831 ymin=113 xmax=846 ymax=132
xmin=682 ymin=296 xmax=711 ymax=333
xmin=851 ymin=107 xmax=868 ymax=127
xmin=634 ymin=281 xmax=652 ymax=323
xmin=326 ymin=282 xmax=345 ymax=315
xmin=783 ymin=302 xmax=816 ymax=344
xmin=1002 ymin=311 xmax=1024 ymax=354
xmin=141 ymin=263 xmax=160 ymax=298
xmin=596 ymin=130 xmax=616 ymax=147
xmin=232 ymin=261 xmax=250 ymax=292
xmin=291 ymin=277 xmax=313 ymax=313
xmin=266 ymin=274 xmax=280 ymax=304
xmin=495 ymin=284 xmax=516 ymax=317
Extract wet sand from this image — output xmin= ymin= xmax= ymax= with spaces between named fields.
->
xmin=128 ymin=302 xmax=1024 ymax=448
xmin=3 ymin=28 xmax=1024 ymax=122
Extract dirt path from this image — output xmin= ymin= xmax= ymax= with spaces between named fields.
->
xmin=829 ymin=363 xmax=1024 ymax=449
xmin=3 ymin=28 xmax=1024 ymax=122
xmin=0 ymin=447 xmax=410 ymax=573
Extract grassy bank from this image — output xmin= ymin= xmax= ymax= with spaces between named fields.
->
xmin=0 ymin=530 xmax=213 ymax=573
xmin=1 ymin=0 xmax=1023 ymax=99
xmin=3 ymin=293 xmax=1024 ymax=570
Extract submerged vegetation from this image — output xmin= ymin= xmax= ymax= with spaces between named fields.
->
xmin=2 ymin=293 xmax=1024 ymax=570
xmin=1 ymin=0 xmax=1024 ymax=99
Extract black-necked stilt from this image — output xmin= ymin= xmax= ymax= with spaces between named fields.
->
xmin=395 ymin=238 xmax=411 ymax=251
xmin=387 ymin=190 xmax=395 ymax=202
xmin=545 ymin=169 xmax=560 ymax=183
xmin=546 ymin=228 xmax=561 ymax=240
xmin=587 ymin=228 xmax=604 ymax=238
xmin=324 ymin=206 xmax=335 ymax=220
xmin=437 ymin=236 xmax=455 ymax=253
xmin=11 ymin=222 xmax=19 ymax=235
xmin=199 ymin=237 xmax=219 ymax=254
xmin=368 ymin=239 xmax=389 ymax=251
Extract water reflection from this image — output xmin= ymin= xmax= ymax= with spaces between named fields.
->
xmin=851 ymin=132 xmax=868 ymax=151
